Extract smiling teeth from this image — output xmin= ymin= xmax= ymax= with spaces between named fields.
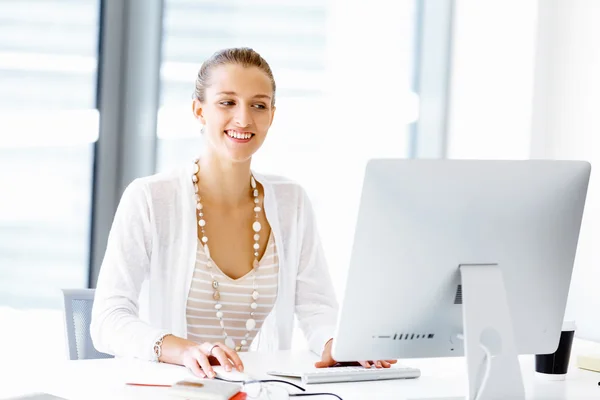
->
xmin=226 ymin=130 xmax=252 ymax=140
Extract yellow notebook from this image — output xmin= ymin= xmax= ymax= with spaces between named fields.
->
xmin=577 ymin=354 xmax=600 ymax=372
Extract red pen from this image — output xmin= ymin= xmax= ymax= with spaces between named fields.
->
xmin=126 ymin=383 xmax=247 ymax=400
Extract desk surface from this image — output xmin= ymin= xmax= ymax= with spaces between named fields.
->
xmin=6 ymin=339 xmax=600 ymax=400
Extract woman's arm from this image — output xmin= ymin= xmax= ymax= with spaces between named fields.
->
xmin=294 ymin=188 xmax=340 ymax=355
xmin=293 ymin=188 xmax=397 ymax=370
xmin=90 ymin=179 xmax=245 ymax=375
xmin=90 ymin=179 xmax=170 ymax=361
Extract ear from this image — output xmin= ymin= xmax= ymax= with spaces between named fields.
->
xmin=192 ymin=99 xmax=206 ymax=125
xmin=269 ymin=106 xmax=276 ymax=128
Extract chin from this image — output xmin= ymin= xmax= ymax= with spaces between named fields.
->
xmin=222 ymin=143 xmax=262 ymax=164
xmin=224 ymin=150 xmax=255 ymax=164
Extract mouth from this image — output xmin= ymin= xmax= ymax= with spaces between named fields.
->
xmin=224 ymin=129 xmax=254 ymax=142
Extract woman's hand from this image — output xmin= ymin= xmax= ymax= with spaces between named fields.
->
xmin=160 ymin=336 xmax=244 ymax=378
xmin=182 ymin=342 xmax=244 ymax=378
xmin=314 ymin=339 xmax=398 ymax=369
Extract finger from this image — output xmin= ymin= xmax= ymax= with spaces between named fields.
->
xmin=380 ymin=361 xmax=391 ymax=368
xmin=314 ymin=360 xmax=331 ymax=368
xmin=359 ymin=361 xmax=371 ymax=368
xmin=215 ymin=343 xmax=245 ymax=372
xmin=375 ymin=361 xmax=383 ymax=368
xmin=193 ymin=347 xmax=215 ymax=378
xmin=212 ymin=347 xmax=234 ymax=372
xmin=186 ymin=354 xmax=206 ymax=378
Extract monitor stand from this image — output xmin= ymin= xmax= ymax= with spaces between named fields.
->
xmin=414 ymin=264 xmax=527 ymax=400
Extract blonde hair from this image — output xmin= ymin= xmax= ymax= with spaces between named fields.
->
xmin=193 ymin=47 xmax=276 ymax=106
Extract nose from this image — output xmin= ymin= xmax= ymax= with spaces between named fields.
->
xmin=234 ymin=105 xmax=252 ymax=128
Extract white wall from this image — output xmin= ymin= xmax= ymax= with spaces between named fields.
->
xmin=529 ymin=0 xmax=600 ymax=342
xmin=447 ymin=0 xmax=600 ymax=341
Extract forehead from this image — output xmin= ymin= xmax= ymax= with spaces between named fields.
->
xmin=206 ymin=64 xmax=272 ymax=97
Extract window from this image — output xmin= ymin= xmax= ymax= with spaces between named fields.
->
xmin=0 ymin=0 xmax=100 ymax=363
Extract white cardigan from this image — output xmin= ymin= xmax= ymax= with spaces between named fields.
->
xmin=90 ymin=163 xmax=339 ymax=361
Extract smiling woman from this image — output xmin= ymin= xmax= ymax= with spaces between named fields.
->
xmin=155 ymin=6 xmax=419 ymax=319
xmin=90 ymin=47 xmax=397 ymax=380
xmin=191 ymin=49 xmax=277 ymax=164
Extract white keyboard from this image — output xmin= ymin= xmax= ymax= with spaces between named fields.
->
xmin=267 ymin=365 xmax=421 ymax=384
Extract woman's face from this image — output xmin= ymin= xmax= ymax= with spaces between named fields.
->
xmin=193 ymin=63 xmax=276 ymax=163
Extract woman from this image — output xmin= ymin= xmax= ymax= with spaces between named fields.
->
xmin=91 ymin=47 xmax=395 ymax=378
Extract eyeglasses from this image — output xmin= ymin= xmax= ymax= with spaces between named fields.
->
xmin=215 ymin=377 xmax=343 ymax=400
xmin=242 ymin=379 xmax=298 ymax=399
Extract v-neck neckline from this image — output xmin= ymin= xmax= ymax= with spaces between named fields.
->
xmin=198 ymin=231 xmax=274 ymax=282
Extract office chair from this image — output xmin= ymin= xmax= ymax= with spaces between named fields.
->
xmin=61 ymin=288 xmax=113 ymax=360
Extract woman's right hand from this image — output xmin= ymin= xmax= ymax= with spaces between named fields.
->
xmin=182 ymin=341 xmax=245 ymax=378
xmin=159 ymin=336 xmax=244 ymax=378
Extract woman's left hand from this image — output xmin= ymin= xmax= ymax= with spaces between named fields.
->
xmin=314 ymin=339 xmax=398 ymax=369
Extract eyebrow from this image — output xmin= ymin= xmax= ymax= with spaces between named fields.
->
xmin=216 ymin=91 xmax=272 ymax=100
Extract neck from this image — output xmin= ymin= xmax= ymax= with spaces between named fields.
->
xmin=196 ymin=152 xmax=253 ymax=208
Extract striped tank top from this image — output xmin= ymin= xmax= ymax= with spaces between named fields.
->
xmin=185 ymin=232 xmax=279 ymax=351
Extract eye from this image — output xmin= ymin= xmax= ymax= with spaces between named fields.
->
xmin=219 ymin=100 xmax=235 ymax=106
xmin=253 ymin=104 xmax=267 ymax=110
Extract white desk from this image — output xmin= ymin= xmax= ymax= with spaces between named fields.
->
xmin=5 ymin=339 xmax=600 ymax=400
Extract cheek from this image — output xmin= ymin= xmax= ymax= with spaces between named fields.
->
xmin=205 ymin=108 xmax=230 ymax=127
xmin=255 ymin=112 xmax=273 ymax=129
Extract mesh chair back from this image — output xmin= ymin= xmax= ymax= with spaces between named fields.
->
xmin=61 ymin=288 xmax=113 ymax=360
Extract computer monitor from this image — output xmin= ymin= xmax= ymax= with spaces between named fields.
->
xmin=331 ymin=159 xmax=591 ymax=400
